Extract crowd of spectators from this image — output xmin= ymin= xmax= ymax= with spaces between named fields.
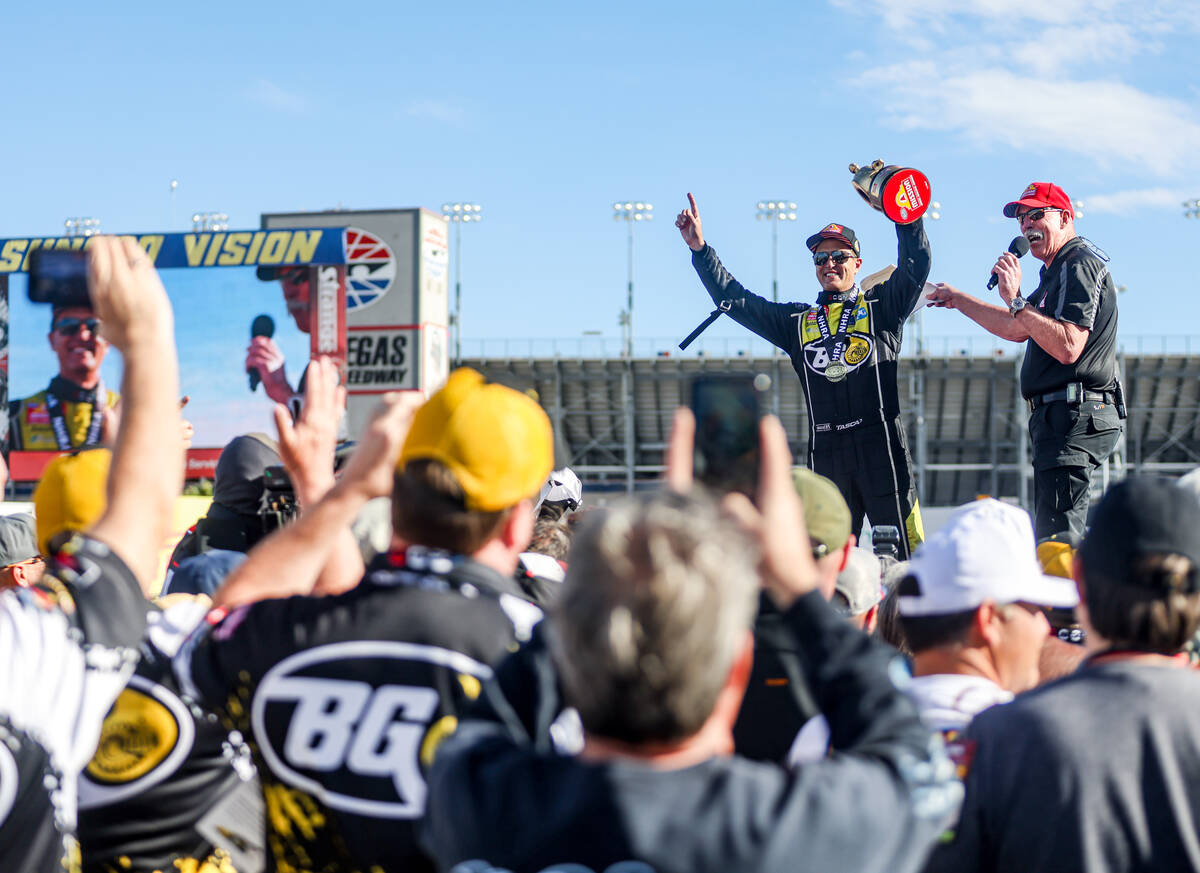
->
xmin=1 ymin=245 xmax=1199 ymax=873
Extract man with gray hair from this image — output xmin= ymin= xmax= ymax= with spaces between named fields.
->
xmin=422 ymin=413 xmax=961 ymax=873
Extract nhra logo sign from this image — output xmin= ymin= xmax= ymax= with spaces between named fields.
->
xmin=344 ymin=228 xmax=397 ymax=312
xmin=250 ymin=641 xmax=492 ymax=818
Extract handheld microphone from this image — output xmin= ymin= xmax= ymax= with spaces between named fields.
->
xmin=988 ymin=236 xmax=1031 ymax=290
xmin=248 ymin=314 xmax=275 ymax=391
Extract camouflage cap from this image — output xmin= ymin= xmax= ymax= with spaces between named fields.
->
xmin=791 ymin=467 xmax=852 ymax=556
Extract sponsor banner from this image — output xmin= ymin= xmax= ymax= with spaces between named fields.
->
xmin=422 ymin=323 xmax=450 ymax=395
xmin=345 ymin=326 xmax=417 ymax=393
xmin=9 ymin=448 xmax=221 ymax=482
xmin=0 ymin=228 xmax=347 ymax=273
xmin=310 ymin=265 xmax=347 ymax=367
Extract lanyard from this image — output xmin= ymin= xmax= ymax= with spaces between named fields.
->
xmin=813 ymin=290 xmax=860 ymax=365
xmin=45 ymin=377 xmax=107 ymax=450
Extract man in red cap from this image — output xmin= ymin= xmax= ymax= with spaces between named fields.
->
xmin=677 ymin=193 xmax=930 ymax=559
xmin=928 ymin=183 xmax=1123 ymax=540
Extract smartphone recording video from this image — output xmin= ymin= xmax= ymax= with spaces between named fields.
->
xmin=690 ymin=373 xmax=769 ymax=497
xmin=28 ymin=249 xmax=91 ymax=309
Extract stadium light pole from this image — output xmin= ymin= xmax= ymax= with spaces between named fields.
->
xmin=170 ymin=179 xmax=179 ymax=229
xmin=192 ymin=212 xmax=229 ymax=231
xmin=442 ymin=202 xmax=483 ymax=364
xmin=1184 ymin=198 xmax=1200 ymax=219
xmin=613 ymin=201 xmax=653 ymax=358
xmin=64 ymin=218 xmax=101 ymax=238
xmin=912 ymin=201 xmax=940 ymax=509
xmin=755 ymin=200 xmax=797 ymax=303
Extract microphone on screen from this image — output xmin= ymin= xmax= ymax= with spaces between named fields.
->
xmin=987 ymin=236 xmax=1031 ymax=290
xmin=248 ymin=314 xmax=275 ymax=391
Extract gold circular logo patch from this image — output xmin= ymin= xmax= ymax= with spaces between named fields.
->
xmin=86 ymin=687 xmax=179 ymax=783
xmin=845 ymin=336 xmax=870 ymax=366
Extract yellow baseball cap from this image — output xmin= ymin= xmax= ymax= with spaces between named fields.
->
xmin=399 ymin=368 xmax=554 ymax=512
xmin=33 ymin=448 xmax=112 ymax=555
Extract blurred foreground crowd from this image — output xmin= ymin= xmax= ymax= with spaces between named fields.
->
xmin=3 ymin=240 xmax=1200 ymax=873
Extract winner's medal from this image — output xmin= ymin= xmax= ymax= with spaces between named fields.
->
xmin=825 ymin=361 xmax=848 ymax=383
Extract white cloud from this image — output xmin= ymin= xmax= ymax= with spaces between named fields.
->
xmin=405 ymin=99 xmax=466 ymax=126
xmin=855 ymin=64 xmax=1200 ymax=175
xmin=246 ymin=79 xmax=309 ymax=114
xmin=833 ymin=0 xmax=1124 ymax=30
xmin=847 ymin=0 xmax=1200 ymax=180
xmin=1010 ymin=23 xmax=1150 ymax=75
xmin=1077 ymin=187 xmax=1198 ymax=215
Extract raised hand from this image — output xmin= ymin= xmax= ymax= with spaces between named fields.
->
xmin=273 ymin=357 xmax=344 ymax=506
xmin=721 ymin=416 xmax=819 ymax=609
xmin=338 ymin=393 xmax=425 ymax=502
xmin=675 ymin=192 xmax=706 ymax=252
xmin=87 ymin=236 xmax=173 ymax=351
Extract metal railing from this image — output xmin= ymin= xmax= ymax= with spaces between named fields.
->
xmin=458 ymin=334 xmax=1200 ymax=361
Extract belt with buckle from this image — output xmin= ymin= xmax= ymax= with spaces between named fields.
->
xmin=1028 ymin=383 xmax=1113 ymax=411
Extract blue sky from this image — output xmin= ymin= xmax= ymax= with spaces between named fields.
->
xmin=4 ymin=0 xmax=1199 ymax=383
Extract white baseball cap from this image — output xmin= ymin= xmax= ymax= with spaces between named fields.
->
xmin=898 ymin=499 xmax=1079 ymax=617
xmin=534 ymin=467 xmax=583 ymax=515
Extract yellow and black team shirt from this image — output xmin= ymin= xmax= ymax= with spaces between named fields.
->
xmin=78 ymin=599 xmax=246 ymax=873
xmin=172 ymin=547 xmax=541 ymax=873
xmin=8 ymin=381 xmax=120 ymax=451
xmin=0 ymin=535 xmax=146 ymax=873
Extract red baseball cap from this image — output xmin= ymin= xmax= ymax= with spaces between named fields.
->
xmin=805 ymin=223 xmax=861 ymax=256
xmin=1003 ymin=182 xmax=1073 ymax=218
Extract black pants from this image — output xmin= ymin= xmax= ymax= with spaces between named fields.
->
xmin=1028 ymin=399 xmax=1122 ymax=541
xmin=811 ymin=417 xmax=922 ymax=560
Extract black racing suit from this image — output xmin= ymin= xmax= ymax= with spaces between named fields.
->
xmin=690 ymin=220 xmax=930 ymax=557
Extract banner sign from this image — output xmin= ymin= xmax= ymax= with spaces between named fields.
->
xmin=0 ymin=228 xmax=348 ymax=273
xmin=345 ymin=326 xmax=417 ymax=392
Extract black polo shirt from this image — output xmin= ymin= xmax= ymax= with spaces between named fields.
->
xmin=1019 ymin=236 xmax=1119 ymax=398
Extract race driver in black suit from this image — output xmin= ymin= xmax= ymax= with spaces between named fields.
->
xmin=677 ymin=192 xmax=930 ymax=558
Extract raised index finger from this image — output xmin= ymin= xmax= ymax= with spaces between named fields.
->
xmin=687 ymin=192 xmax=698 ymax=216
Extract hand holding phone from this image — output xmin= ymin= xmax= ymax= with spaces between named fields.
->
xmin=690 ymin=374 xmax=769 ymax=498
xmin=28 ymin=249 xmax=91 ymax=308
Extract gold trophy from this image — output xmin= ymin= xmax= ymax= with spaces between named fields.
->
xmin=849 ymin=160 xmax=932 ymax=224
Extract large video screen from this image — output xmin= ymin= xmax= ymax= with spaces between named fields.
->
xmin=0 ymin=228 xmax=352 ymax=482
xmin=8 ymin=263 xmax=314 ymax=450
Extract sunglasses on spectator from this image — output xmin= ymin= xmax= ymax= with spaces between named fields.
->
xmin=813 ymin=250 xmax=856 ymax=266
xmin=1018 ymin=208 xmax=1061 ymax=224
xmin=54 ymin=317 xmax=101 ymax=337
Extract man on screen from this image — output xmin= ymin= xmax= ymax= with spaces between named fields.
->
xmin=245 ymin=265 xmax=312 ymax=406
xmin=8 ymin=302 xmax=118 ymax=451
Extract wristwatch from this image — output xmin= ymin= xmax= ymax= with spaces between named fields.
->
xmin=1008 ymin=295 xmax=1027 ymax=317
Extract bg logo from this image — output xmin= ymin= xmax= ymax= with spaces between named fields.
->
xmin=252 ymin=641 xmax=492 ymax=818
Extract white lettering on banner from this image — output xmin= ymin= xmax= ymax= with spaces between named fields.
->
xmin=316 ymin=266 xmax=340 ymax=354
